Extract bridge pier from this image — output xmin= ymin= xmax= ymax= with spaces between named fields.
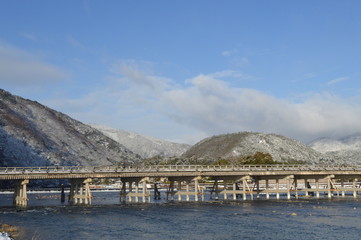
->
xmin=294 ymin=178 xmax=299 ymax=199
xmin=194 ymin=178 xmax=204 ymax=201
xmin=120 ymin=177 xmax=150 ymax=203
xmin=166 ymin=177 xmax=202 ymax=201
xmin=210 ymin=179 xmax=220 ymax=200
xmin=13 ymin=179 xmax=29 ymax=207
xmin=315 ymin=179 xmax=320 ymax=198
xmin=69 ymin=178 xmax=92 ymax=205
xmin=341 ymin=179 xmax=345 ymax=197
xmin=255 ymin=177 xmax=261 ymax=199
xmin=353 ymin=178 xmax=357 ymax=198
xmin=209 ymin=177 xmax=252 ymax=201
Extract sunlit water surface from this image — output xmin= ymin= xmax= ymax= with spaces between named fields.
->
xmin=1 ymin=191 xmax=361 ymax=240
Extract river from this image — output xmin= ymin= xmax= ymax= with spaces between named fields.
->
xmin=1 ymin=191 xmax=361 ymax=240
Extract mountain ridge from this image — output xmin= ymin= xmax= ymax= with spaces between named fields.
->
xmin=309 ymin=133 xmax=361 ymax=164
xmin=0 ymin=89 xmax=141 ymax=167
xmin=91 ymin=124 xmax=191 ymax=158
xmin=182 ymin=132 xmax=323 ymax=164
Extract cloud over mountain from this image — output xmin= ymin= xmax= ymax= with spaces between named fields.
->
xmin=47 ymin=60 xmax=361 ymax=144
xmin=0 ymin=42 xmax=68 ymax=85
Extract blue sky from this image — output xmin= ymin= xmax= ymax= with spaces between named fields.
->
xmin=1 ymin=1 xmax=361 ymax=144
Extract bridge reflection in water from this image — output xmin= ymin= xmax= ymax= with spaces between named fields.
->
xmin=1 ymin=165 xmax=361 ymax=207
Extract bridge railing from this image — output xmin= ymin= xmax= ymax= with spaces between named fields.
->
xmin=1 ymin=164 xmax=361 ymax=175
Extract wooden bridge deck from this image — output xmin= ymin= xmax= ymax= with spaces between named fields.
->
xmin=1 ymin=164 xmax=361 ymax=180
xmin=2 ymin=165 xmax=361 ymax=207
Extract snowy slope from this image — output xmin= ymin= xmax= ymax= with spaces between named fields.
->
xmin=91 ymin=124 xmax=190 ymax=158
xmin=309 ymin=133 xmax=361 ymax=165
xmin=183 ymin=132 xmax=323 ymax=164
xmin=0 ymin=89 xmax=141 ymax=167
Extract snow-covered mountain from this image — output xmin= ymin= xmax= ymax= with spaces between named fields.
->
xmin=0 ymin=89 xmax=141 ymax=167
xmin=182 ymin=132 xmax=323 ymax=164
xmin=309 ymin=133 xmax=361 ymax=165
xmin=91 ymin=124 xmax=191 ymax=158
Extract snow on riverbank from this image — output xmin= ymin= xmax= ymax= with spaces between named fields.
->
xmin=0 ymin=232 xmax=13 ymax=240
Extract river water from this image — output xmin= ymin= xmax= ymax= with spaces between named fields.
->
xmin=1 ymin=191 xmax=361 ymax=240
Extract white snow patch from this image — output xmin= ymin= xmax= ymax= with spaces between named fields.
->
xmin=0 ymin=232 xmax=13 ymax=240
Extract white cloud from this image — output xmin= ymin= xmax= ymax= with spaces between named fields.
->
xmin=304 ymin=73 xmax=316 ymax=79
xmin=232 ymin=57 xmax=250 ymax=68
xmin=162 ymin=76 xmax=361 ymax=143
xmin=48 ymin=60 xmax=361 ymax=144
xmin=207 ymin=70 xmax=246 ymax=79
xmin=221 ymin=49 xmax=237 ymax=57
xmin=66 ymin=35 xmax=86 ymax=50
xmin=327 ymin=76 xmax=348 ymax=85
xmin=19 ymin=32 xmax=37 ymax=42
xmin=0 ymin=42 xmax=68 ymax=85
xmin=111 ymin=59 xmax=172 ymax=93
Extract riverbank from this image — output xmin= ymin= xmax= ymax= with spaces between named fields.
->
xmin=0 ymin=224 xmax=19 ymax=239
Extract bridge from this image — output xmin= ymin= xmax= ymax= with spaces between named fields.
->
xmin=1 ymin=165 xmax=361 ymax=207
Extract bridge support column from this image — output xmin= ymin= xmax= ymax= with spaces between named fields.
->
xmin=242 ymin=179 xmax=247 ymax=200
xmin=120 ymin=178 xmax=150 ymax=203
xmin=294 ymin=178 xmax=299 ymax=199
xmin=167 ymin=180 xmax=175 ymax=200
xmin=210 ymin=179 xmax=220 ymax=200
xmin=287 ymin=178 xmax=291 ymax=200
xmin=353 ymin=179 xmax=357 ymax=198
xmin=341 ymin=179 xmax=345 ymax=197
xmin=120 ymin=181 xmax=126 ymax=202
xmin=304 ymin=179 xmax=309 ymax=197
xmin=216 ymin=176 xmax=251 ymax=201
xmin=166 ymin=177 xmax=201 ymax=201
xmin=223 ymin=181 xmax=228 ymax=200
xmin=327 ymin=177 xmax=332 ymax=198
xmin=255 ymin=178 xmax=260 ymax=199
xmin=186 ymin=181 xmax=190 ymax=201
xmin=233 ymin=182 xmax=237 ymax=200
xmin=215 ymin=179 xmax=219 ymax=200
xmin=69 ymin=178 xmax=92 ymax=205
xmin=13 ymin=179 xmax=29 ymax=207
xmin=177 ymin=181 xmax=182 ymax=201
xmin=276 ymin=179 xmax=280 ymax=200
xmin=60 ymin=184 xmax=65 ymax=203
xmin=194 ymin=178 xmax=199 ymax=202
xmin=153 ymin=182 xmax=161 ymax=200
xmin=265 ymin=179 xmax=270 ymax=199
xmin=315 ymin=179 xmax=320 ymax=198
